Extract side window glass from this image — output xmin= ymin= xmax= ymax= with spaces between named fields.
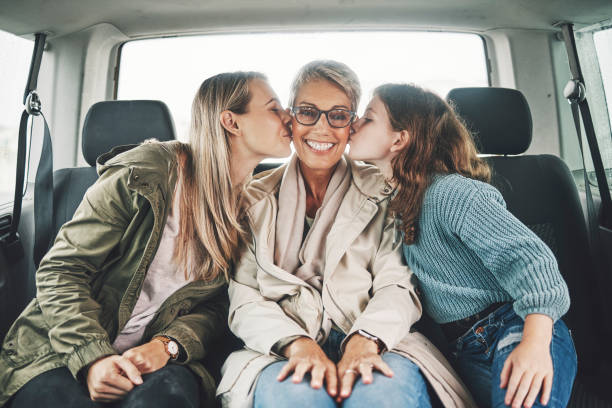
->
xmin=573 ymin=23 xmax=612 ymax=189
xmin=117 ymin=32 xmax=489 ymax=163
xmin=593 ymin=26 xmax=612 ymax=186
xmin=0 ymin=30 xmax=33 ymax=206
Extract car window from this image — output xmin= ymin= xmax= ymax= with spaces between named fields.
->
xmin=0 ymin=29 xmax=33 ymax=206
xmin=594 ymin=26 xmax=612 ymax=186
xmin=571 ymin=23 xmax=612 ymax=189
xmin=117 ymin=31 xmax=488 ymax=161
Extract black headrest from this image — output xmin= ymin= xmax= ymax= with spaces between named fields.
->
xmin=446 ymin=87 xmax=532 ymax=155
xmin=82 ymin=100 xmax=176 ymax=166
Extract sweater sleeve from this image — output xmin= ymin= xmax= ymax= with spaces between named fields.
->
xmin=447 ymin=179 xmax=570 ymax=322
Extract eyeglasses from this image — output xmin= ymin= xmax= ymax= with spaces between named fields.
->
xmin=291 ymin=106 xmax=356 ymax=128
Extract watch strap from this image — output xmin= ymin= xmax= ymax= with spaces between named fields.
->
xmin=356 ymin=329 xmax=387 ymax=354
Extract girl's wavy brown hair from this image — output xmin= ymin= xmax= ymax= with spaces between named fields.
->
xmin=375 ymin=83 xmax=491 ymax=245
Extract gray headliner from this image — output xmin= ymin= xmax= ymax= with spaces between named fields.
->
xmin=1 ymin=0 xmax=612 ymax=39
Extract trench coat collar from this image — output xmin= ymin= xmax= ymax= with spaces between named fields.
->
xmin=244 ymin=154 xmax=394 ymax=285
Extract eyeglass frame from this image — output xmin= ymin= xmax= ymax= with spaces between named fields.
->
xmin=290 ymin=106 xmax=357 ymax=128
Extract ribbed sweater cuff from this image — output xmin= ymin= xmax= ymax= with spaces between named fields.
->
xmin=513 ymin=290 xmax=570 ymax=322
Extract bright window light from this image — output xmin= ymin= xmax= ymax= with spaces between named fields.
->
xmin=118 ymin=31 xmax=488 ymax=160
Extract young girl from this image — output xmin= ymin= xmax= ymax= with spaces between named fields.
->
xmin=0 ymin=72 xmax=292 ymax=408
xmin=348 ymin=83 xmax=577 ymax=408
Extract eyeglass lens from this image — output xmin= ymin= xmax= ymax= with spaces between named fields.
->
xmin=294 ymin=106 xmax=353 ymax=128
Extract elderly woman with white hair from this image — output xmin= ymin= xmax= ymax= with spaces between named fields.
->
xmin=217 ymin=60 xmax=476 ymax=408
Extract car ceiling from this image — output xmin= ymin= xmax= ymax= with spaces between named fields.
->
xmin=1 ymin=0 xmax=611 ymax=39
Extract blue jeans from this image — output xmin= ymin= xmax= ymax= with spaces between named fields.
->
xmin=449 ymin=303 xmax=577 ymax=407
xmin=253 ymin=330 xmax=432 ymax=408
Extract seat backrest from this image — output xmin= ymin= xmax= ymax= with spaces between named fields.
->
xmin=447 ymin=87 xmax=601 ymax=371
xmin=52 ymin=100 xmax=176 ymax=241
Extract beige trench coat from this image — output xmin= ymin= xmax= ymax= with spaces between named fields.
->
xmin=217 ymin=157 xmax=476 ymax=407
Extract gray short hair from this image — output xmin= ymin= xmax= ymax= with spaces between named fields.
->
xmin=289 ymin=60 xmax=361 ymax=111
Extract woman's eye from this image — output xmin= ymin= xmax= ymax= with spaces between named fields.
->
xmin=330 ymin=112 xmax=349 ymax=121
xmin=300 ymin=109 xmax=317 ymax=118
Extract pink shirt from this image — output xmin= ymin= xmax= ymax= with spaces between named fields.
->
xmin=112 ymin=187 xmax=192 ymax=353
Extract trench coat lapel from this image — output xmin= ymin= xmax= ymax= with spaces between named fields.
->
xmin=323 ymin=187 xmax=379 ymax=281
xmin=248 ymin=197 xmax=310 ymax=289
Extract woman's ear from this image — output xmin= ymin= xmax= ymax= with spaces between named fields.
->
xmin=220 ymin=110 xmax=240 ymax=137
xmin=390 ymin=129 xmax=409 ymax=153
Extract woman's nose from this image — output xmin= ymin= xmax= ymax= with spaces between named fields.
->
xmin=314 ymin=111 xmax=333 ymax=130
xmin=351 ymin=117 xmax=362 ymax=132
xmin=281 ymin=108 xmax=291 ymax=126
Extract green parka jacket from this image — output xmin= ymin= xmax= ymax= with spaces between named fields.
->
xmin=0 ymin=142 xmax=228 ymax=407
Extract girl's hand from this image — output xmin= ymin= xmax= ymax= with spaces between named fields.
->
xmin=500 ymin=314 xmax=554 ymax=408
xmin=336 ymin=333 xmax=393 ymax=403
xmin=122 ymin=339 xmax=170 ymax=375
xmin=277 ymin=337 xmax=338 ymax=397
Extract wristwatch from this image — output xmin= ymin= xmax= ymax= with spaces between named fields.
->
xmin=357 ymin=330 xmax=387 ymax=354
xmin=154 ymin=336 xmax=179 ymax=360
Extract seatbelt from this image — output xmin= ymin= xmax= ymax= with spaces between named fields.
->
xmin=24 ymin=32 xmax=54 ymax=268
xmin=565 ymin=84 xmax=607 ymax=269
xmin=0 ymin=33 xmax=47 ymax=264
xmin=33 ymin=109 xmax=53 ymax=268
xmin=560 ymin=23 xmax=612 ymax=330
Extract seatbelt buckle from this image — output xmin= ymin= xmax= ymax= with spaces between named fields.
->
xmin=0 ymin=232 xmax=25 ymax=263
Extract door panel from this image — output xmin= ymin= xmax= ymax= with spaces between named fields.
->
xmin=0 ymin=199 xmax=37 ymax=342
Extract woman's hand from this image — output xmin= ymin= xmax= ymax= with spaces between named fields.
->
xmin=86 ymin=355 xmax=143 ymax=402
xmin=500 ymin=314 xmax=554 ymax=408
xmin=277 ymin=337 xmax=338 ymax=397
xmin=336 ymin=333 xmax=393 ymax=403
xmin=122 ymin=339 xmax=171 ymax=374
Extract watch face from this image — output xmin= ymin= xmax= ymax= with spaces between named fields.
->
xmin=167 ymin=341 xmax=179 ymax=356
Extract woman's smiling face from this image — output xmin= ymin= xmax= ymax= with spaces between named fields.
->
xmin=291 ymin=79 xmax=352 ymax=173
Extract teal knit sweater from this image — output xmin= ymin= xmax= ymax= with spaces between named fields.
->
xmin=402 ymin=173 xmax=570 ymax=324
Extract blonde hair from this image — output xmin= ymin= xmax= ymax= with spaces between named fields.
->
xmin=174 ymin=71 xmax=265 ymax=281
xmin=289 ymin=60 xmax=361 ymax=111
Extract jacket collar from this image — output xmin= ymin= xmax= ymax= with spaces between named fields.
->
xmin=245 ymin=154 xmax=394 ymax=286
xmin=95 ymin=141 xmax=179 ymax=197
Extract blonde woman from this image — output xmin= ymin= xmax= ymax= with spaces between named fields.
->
xmin=0 ymin=72 xmax=292 ymax=408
